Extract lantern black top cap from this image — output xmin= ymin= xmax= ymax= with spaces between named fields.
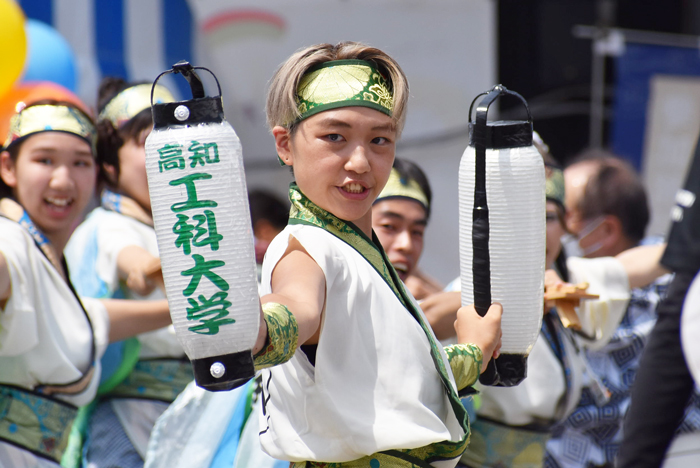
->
xmin=149 ymin=62 xmax=226 ymax=129
xmin=150 ymin=61 xmax=222 ymax=106
xmin=468 ymin=84 xmax=532 ymax=125
xmin=468 ymin=84 xmax=533 ymax=149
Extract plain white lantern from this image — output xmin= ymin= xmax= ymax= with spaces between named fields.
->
xmin=459 ymin=85 xmax=545 ymax=386
xmin=682 ymin=273 xmax=700 ymax=386
xmin=145 ymin=63 xmax=258 ymax=391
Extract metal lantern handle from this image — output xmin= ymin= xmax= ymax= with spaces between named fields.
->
xmin=150 ymin=61 xmax=223 ymax=106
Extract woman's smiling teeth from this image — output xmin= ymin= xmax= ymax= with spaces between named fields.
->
xmin=45 ymin=196 xmax=73 ymax=208
xmin=343 ymin=183 xmax=366 ymax=194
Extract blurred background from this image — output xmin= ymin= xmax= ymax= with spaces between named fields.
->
xmin=2 ymin=0 xmax=700 ymax=285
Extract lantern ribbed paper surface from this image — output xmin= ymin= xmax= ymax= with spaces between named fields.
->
xmin=459 ymin=144 xmax=545 ymax=356
xmin=145 ymin=63 xmax=257 ymax=391
xmin=682 ymin=273 xmax=700 ymax=387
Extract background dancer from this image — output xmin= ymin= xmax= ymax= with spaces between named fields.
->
xmin=65 ymin=78 xmax=192 ymax=468
xmin=0 ymin=101 xmax=172 ymax=468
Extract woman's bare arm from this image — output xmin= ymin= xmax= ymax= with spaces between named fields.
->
xmin=455 ymin=303 xmax=503 ymax=373
xmin=0 ymin=252 xmax=10 ymax=309
xmin=0 ymin=248 xmax=171 ymax=340
xmin=101 ymin=298 xmax=171 ymax=343
xmin=616 ymin=244 xmax=670 ymax=290
xmin=421 ymin=291 xmax=462 ymax=340
xmin=254 ymin=236 xmax=326 ymax=354
xmin=117 ymin=245 xmax=160 ymax=296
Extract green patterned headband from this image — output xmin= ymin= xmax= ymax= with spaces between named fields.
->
xmin=545 ymin=165 xmax=565 ymax=208
xmin=3 ymin=104 xmax=97 ymax=154
xmin=99 ymin=83 xmax=175 ymax=129
xmin=376 ymin=168 xmax=429 ymax=211
xmin=295 ymin=59 xmax=394 ymax=123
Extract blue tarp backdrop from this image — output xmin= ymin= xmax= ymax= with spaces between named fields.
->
xmin=613 ymin=43 xmax=700 ymax=170
xmin=17 ymin=0 xmax=195 ymax=101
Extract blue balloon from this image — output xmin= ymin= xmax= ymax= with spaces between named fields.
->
xmin=23 ymin=19 xmax=77 ymax=92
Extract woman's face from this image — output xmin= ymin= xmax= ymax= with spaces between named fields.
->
xmin=546 ymin=200 xmax=567 ymax=269
xmin=273 ymin=107 xmax=396 ymax=235
xmin=116 ymin=127 xmax=151 ymax=212
xmin=1 ymin=132 xmax=96 ymax=242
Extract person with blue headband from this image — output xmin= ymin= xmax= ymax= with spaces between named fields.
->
xmin=0 ymin=101 xmax=172 ymax=467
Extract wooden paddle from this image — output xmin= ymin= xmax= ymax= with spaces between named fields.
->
xmin=544 ymin=282 xmax=599 ymax=329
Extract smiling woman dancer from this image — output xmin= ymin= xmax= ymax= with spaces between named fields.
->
xmin=0 ymin=101 xmax=171 ymax=468
xmin=246 ymin=42 xmax=502 ymax=468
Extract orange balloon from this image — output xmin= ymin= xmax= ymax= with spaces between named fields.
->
xmin=0 ymin=81 xmax=91 ymax=141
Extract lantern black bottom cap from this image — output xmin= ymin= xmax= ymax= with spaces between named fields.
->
xmin=479 ymin=353 xmax=528 ymax=387
xmin=191 ymin=350 xmax=255 ymax=392
xmin=495 ymin=352 xmax=528 ymax=381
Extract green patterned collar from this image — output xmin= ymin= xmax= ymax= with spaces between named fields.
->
xmin=287 ymin=183 xmax=404 ymax=303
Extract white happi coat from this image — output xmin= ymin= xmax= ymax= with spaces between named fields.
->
xmin=259 ymin=224 xmax=464 ymax=464
xmin=0 ymin=218 xmax=110 ymax=467
xmin=0 ymin=218 xmax=109 ymax=404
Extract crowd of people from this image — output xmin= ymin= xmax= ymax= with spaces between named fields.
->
xmin=0 ymin=40 xmax=699 ymax=468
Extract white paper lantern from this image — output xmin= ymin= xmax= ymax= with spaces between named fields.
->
xmin=682 ymin=272 xmax=700 ymax=386
xmin=145 ymin=63 xmax=258 ymax=391
xmin=459 ymin=85 xmax=545 ymax=386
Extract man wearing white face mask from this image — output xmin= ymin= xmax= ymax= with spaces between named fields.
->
xmin=563 ymin=155 xmax=649 ymax=259
xmin=545 ymin=151 xmax=700 ymax=468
